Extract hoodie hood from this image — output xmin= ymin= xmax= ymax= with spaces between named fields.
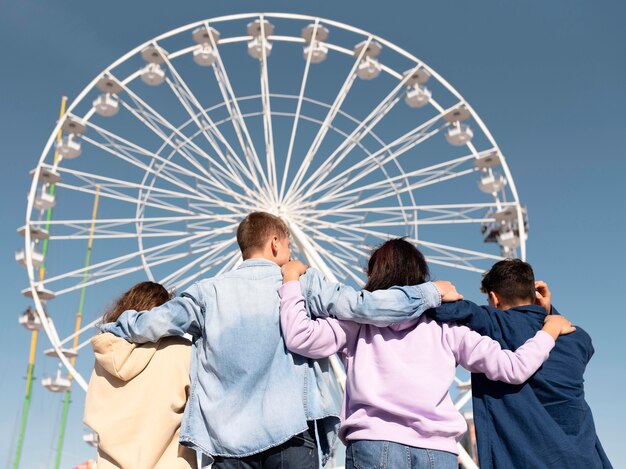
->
xmin=91 ymin=333 xmax=159 ymax=382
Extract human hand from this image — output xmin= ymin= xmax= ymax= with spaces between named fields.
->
xmin=542 ymin=314 xmax=576 ymax=340
xmin=281 ymin=259 xmax=308 ymax=283
xmin=433 ymin=280 xmax=463 ymax=302
xmin=535 ymin=281 xmax=552 ymax=313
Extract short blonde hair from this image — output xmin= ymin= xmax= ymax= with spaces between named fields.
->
xmin=236 ymin=212 xmax=289 ymax=259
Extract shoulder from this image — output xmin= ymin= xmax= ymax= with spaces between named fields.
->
xmin=300 ymin=267 xmax=324 ymax=283
xmin=298 ymin=267 xmax=326 ymax=292
xmin=558 ymin=325 xmax=593 ymax=349
xmin=156 ymin=337 xmax=193 ymax=363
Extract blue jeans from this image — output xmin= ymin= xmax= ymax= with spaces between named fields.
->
xmin=346 ymin=440 xmax=457 ymax=469
xmin=204 ymin=423 xmax=318 ymax=469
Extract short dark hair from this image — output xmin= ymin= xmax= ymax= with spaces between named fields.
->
xmin=236 ymin=212 xmax=289 ymax=259
xmin=364 ymin=238 xmax=430 ymax=292
xmin=103 ymin=281 xmax=172 ymax=323
xmin=481 ymin=259 xmax=535 ymax=304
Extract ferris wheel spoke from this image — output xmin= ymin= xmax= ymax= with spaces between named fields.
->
xmin=312 ymin=153 xmax=475 ymax=207
xmin=299 ymin=202 xmax=513 ymax=229
xmin=258 ymin=16 xmax=279 ymax=202
xmin=336 ymin=167 xmax=476 ymax=209
xmin=294 ymin=225 xmax=366 ymax=285
xmin=83 ymin=122 xmax=238 ymax=198
xmin=79 ymin=130 xmax=254 ymax=214
xmin=315 ymin=244 xmax=365 ymax=285
xmin=300 ymin=106 xmax=457 ymax=203
xmin=60 ymin=318 xmax=101 ymax=347
xmin=51 ymin=233 xmax=237 ymax=297
xmin=278 ymin=20 xmax=320 ymax=202
xmin=31 ymin=213 xmax=241 ymax=239
xmin=409 ymin=238 xmax=503 ymax=272
xmin=307 ymin=160 xmax=476 ymax=212
xmin=38 ymin=231 xmax=212 ymax=287
xmin=39 ymin=232 xmax=212 ymax=295
xmin=292 ymin=64 xmax=424 ymax=201
xmin=283 ymin=36 xmax=374 ymax=202
xmin=158 ymin=238 xmax=235 ymax=286
xmin=53 ymin=164 xmax=224 ymax=207
xmin=159 ymin=47 xmax=255 ymax=175
xmin=302 ymin=219 xmax=502 ymax=271
xmin=81 ymin=125 xmax=234 ymax=202
xmin=299 ymin=219 xmax=371 ymax=259
xmin=117 ymin=79 xmax=254 ymax=194
xmin=160 ymin=50 xmax=272 ymax=200
xmin=204 ymin=28 xmax=267 ymax=194
xmin=162 ymin=75 xmax=264 ymax=196
xmin=55 ymin=181 xmax=194 ymax=215
xmin=118 ymin=98 xmax=242 ymax=194
xmin=51 ymin=246 xmax=209 ymax=297
xmin=171 ymin=244 xmax=241 ymax=290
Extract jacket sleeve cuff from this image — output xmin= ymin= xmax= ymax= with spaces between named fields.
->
xmin=419 ymin=282 xmax=442 ymax=308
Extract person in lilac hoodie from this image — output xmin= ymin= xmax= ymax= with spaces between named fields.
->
xmin=278 ymin=238 xmax=576 ymax=469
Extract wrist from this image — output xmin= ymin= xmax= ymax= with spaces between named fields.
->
xmin=541 ymin=323 xmax=559 ymax=341
xmin=283 ymin=274 xmax=300 ymax=284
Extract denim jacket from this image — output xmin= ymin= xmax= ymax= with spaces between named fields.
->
xmin=100 ymin=259 xmax=441 ymax=464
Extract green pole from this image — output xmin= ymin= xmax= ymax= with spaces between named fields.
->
xmin=13 ymin=348 xmax=36 ymax=469
xmin=54 ymin=391 xmax=72 ymax=469
xmin=13 ymin=188 xmax=58 ymax=469
xmin=13 ymin=96 xmax=67 ymax=469
xmin=53 ymin=186 xmax=100 ymax=469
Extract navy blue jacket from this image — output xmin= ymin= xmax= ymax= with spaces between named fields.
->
xmin=430 ymin=301 xmax=612 ymax=469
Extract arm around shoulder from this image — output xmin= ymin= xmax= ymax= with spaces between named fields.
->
xmin=450 ymin=324 xmax=556 ymax=385
xmin=430 ymin=300 xmax=496 ymax=336
xmin=100 ymin=282 xmax=205 ymax=342
xmin=300 ymin=268 xmax=442 ymax=326
xmin=279 ymin=280 xmax=351 ymax=358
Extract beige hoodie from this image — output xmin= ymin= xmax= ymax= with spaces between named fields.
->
xmin=84 ymin=333 xmax=197 ymax=469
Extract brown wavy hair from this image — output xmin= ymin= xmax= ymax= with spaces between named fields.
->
xmin=102 ymin=281 xmax=172 ymax=323
xmin=364 ymin=238 xmax=430 ymax=292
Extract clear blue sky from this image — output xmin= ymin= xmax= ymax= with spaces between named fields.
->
xmin=1 ymin=1 xmax=625 ymax=467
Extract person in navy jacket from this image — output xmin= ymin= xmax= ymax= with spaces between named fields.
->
xmin=429 ymin=259 xmax=612 ymax=469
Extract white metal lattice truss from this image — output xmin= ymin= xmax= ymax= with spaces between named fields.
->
xmin=20 ymin=13 xmax=529 ymax=468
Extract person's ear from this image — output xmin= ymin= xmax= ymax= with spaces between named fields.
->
xmin=489 ymin=291 xmax=499 ymax=308
xmin=271 ymin=236 xmax=279 ymax=256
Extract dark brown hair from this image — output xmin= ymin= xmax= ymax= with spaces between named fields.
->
xmin=236 ymin=212 xmax=289 ymax=259
xmin=364 ymin=238 xmax=430 ymax=292
xmin=102 ymin=281 xmax=172 ymax=323
xmin=480 ymin=258 xmax=535 ymax=304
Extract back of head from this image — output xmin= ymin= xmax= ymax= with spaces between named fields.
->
xmin=237 ymin=211 xmax=290 ymax=259
xmin=481 ymin=259 xmax=535 ymax=305
xmin=102 ymin=281 xmax=172 ymax=323
xmin=364 ymin=238 xmax=430 ymax=292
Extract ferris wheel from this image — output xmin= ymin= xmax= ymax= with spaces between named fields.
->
xmin=17 ymin=12 xmax=527 ymax=468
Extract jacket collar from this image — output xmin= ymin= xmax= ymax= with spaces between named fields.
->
xmin=508 ymin=304 xmax=549 ymax=316
xmin=237 ymin=258 xmax=280 ymax=270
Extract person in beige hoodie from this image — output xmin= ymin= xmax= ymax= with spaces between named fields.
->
xmin=84 ymin=281 xmax=197 ymax=469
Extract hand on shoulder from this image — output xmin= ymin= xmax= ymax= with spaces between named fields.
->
xmin=282 ymin=259 xmax=308 ymax=283
xmin=542 ymin=314 xmax=576 ymax=340
xmin=433 ymin=280 xmax=463 ymax=302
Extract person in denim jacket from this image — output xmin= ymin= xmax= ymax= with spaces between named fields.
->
xmin=101 ymin=212 xmax=461 ymax=468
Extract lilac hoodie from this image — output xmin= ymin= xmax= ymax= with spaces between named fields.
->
xmin=278 ymin=281 xmax=555 ymax=455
